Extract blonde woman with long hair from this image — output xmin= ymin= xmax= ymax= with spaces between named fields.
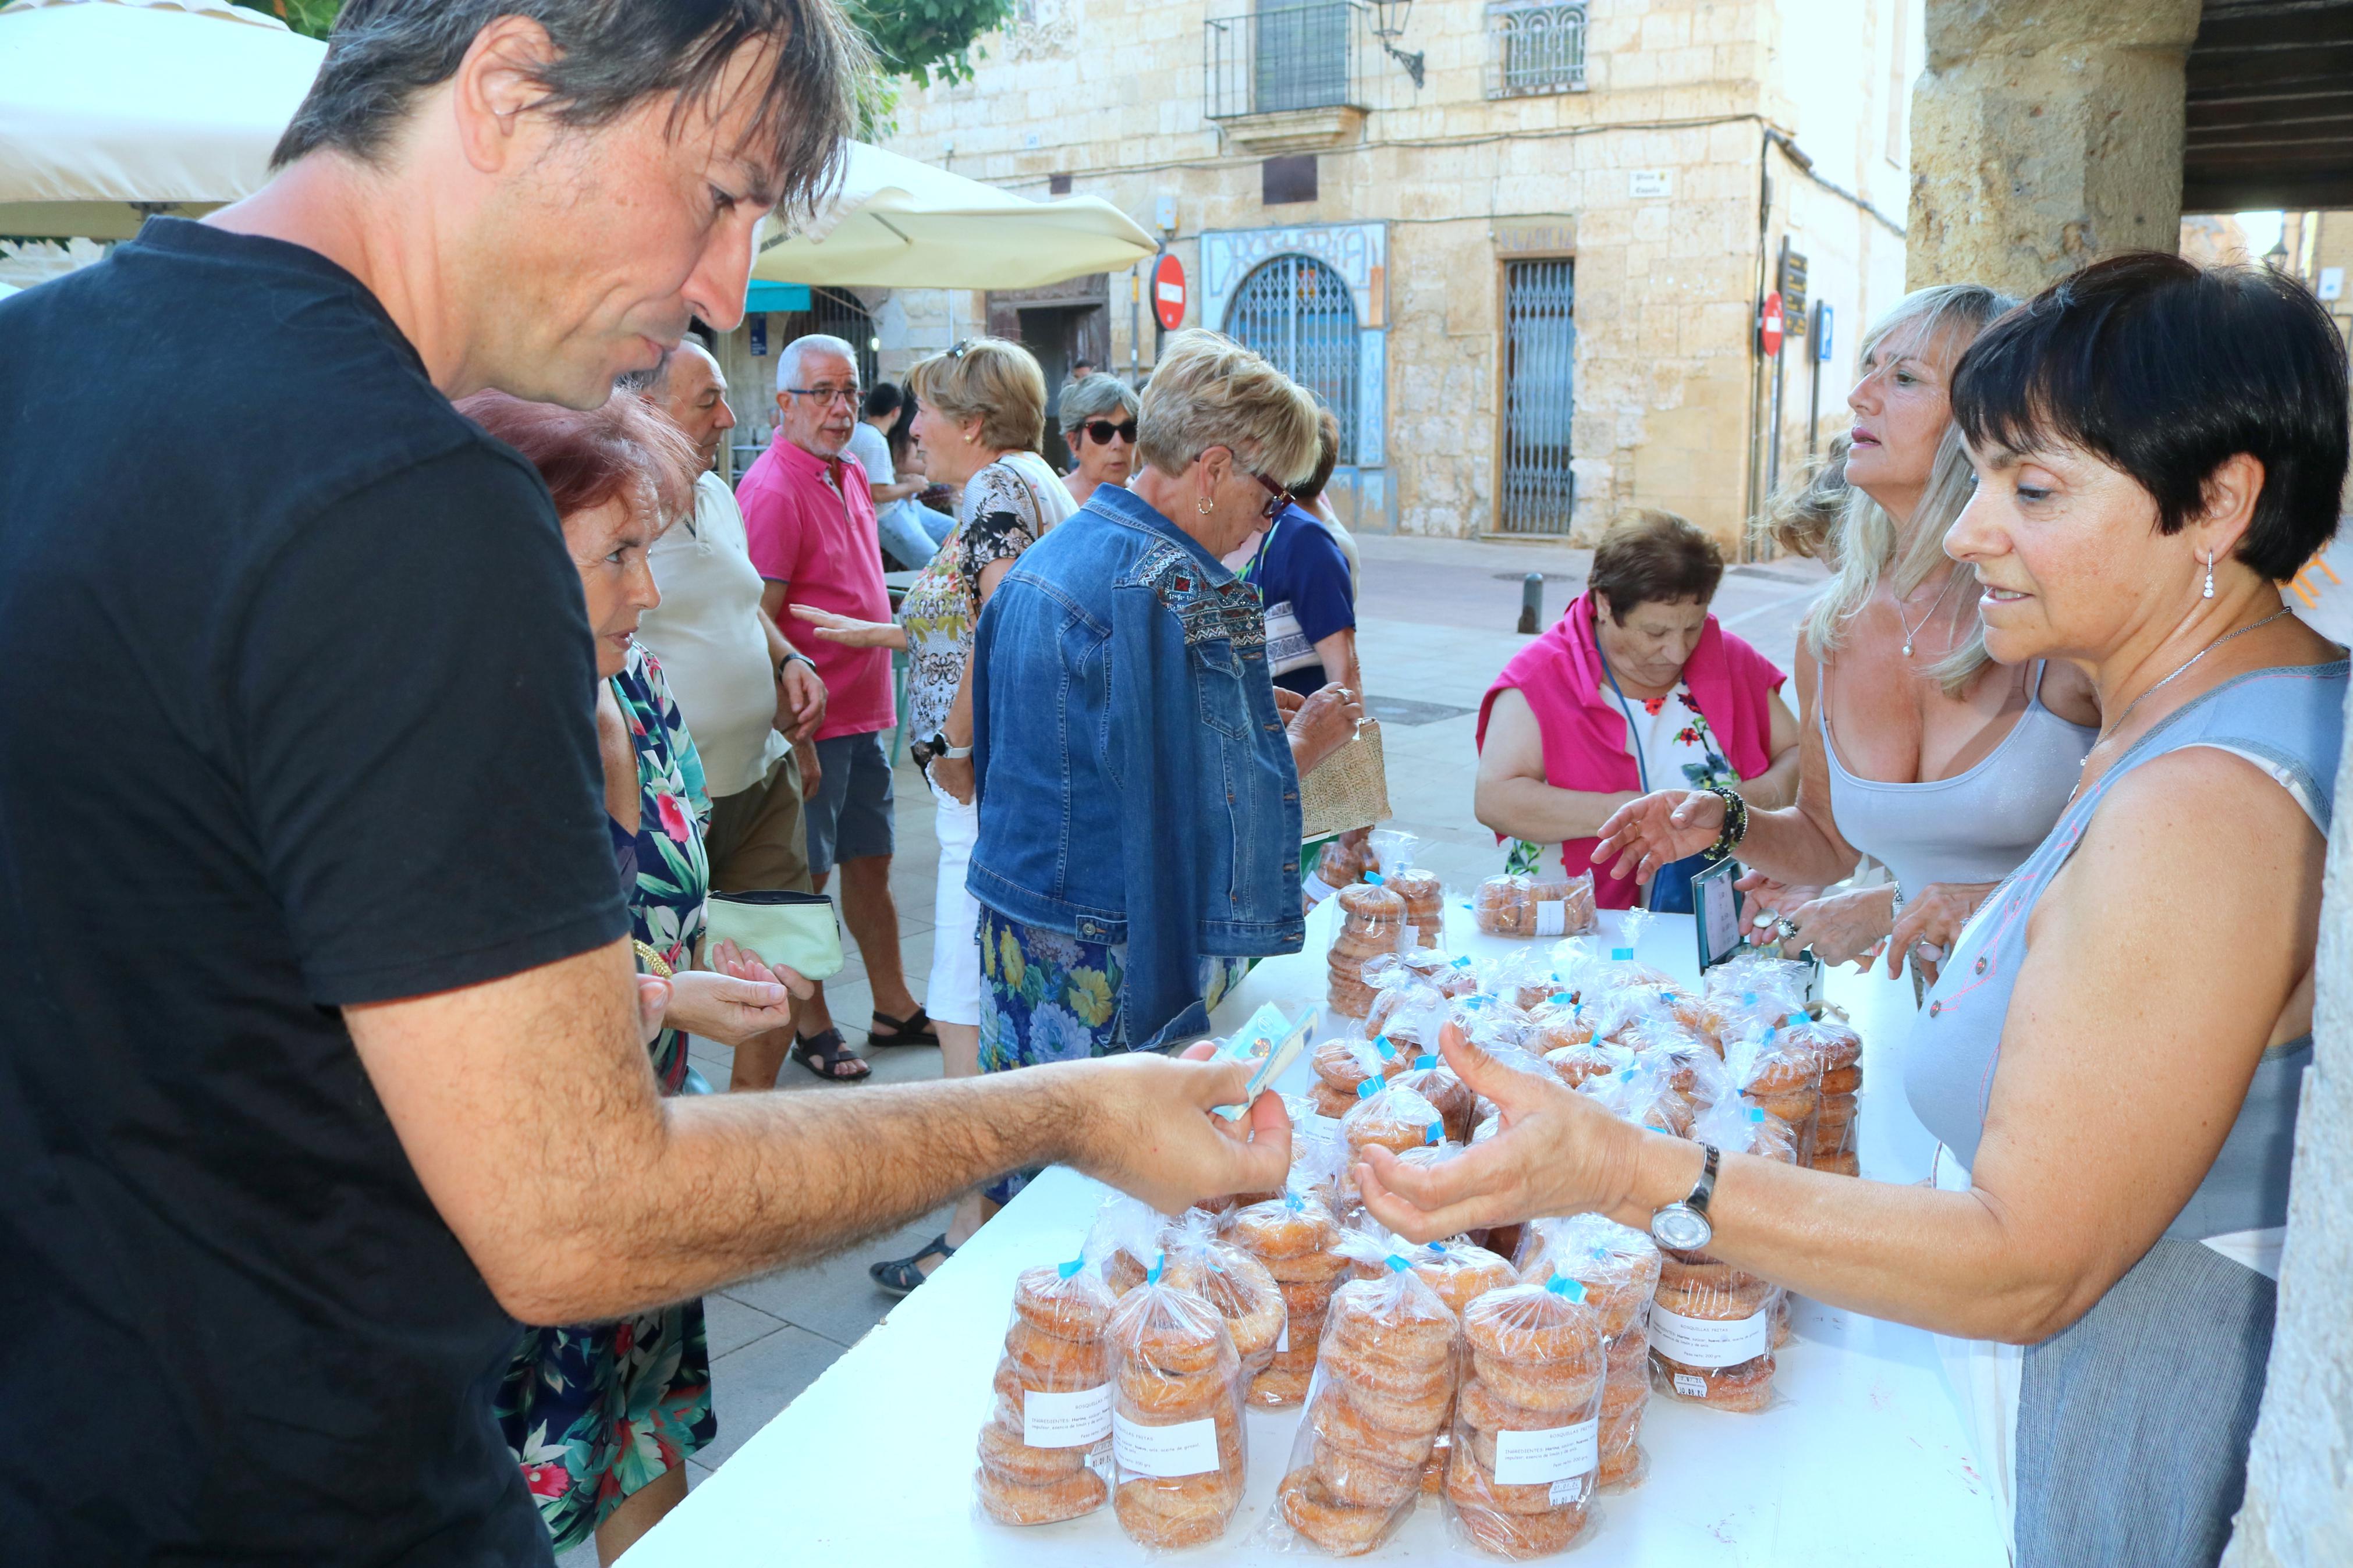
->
xmin=1594 ymin=285 xmax=2099 ymax=982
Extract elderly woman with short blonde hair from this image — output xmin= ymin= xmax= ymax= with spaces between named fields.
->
xmin=963 ymin=332 xmax=1363 ymax=1180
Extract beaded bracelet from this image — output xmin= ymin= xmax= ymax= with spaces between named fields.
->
xmin=1701 ymin=784 xmax=1748 ymax=863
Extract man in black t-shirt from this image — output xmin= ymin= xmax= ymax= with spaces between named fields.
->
xmin=0 ymin=5 xmax=1291 ymax=1564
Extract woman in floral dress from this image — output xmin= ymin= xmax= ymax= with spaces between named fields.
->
xmin=457 ymin=391 xmax=798 ymax=1564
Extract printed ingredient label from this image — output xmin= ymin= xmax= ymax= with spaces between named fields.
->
xmin=1492 ymin=1418 xmax=1599 ymax=1485
xmin=1649 ymin=1305 xmax=1770 ymax=1368
xmin=1112 ymin=1411 xmax=1219 ymax=1478
xmin=1535 ymin=901 xmax=1568 ymax=937
xmin=1023 ymin=1384 xmax=1113 ymax=1448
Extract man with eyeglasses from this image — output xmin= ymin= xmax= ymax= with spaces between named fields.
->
xmin=736 ymin=335 xmax=927 ymax=1081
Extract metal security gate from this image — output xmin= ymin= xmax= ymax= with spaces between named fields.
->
xmin=1500 ymin=258 xmax=1575 ymax=534
xmin=1224 ymin=254 xmax=1359 ymax=463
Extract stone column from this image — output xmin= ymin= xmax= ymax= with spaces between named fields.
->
xmin=1906 ymin=0 xmax=2202 ymax=294
xmin=2222 ymin=708 xmax=2353 ymax=1568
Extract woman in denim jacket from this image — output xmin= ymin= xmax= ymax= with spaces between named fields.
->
xmin=967 ymin=332 xmax=1362 ymax=1180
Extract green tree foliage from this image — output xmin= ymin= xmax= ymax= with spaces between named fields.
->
xmin=253 ymin=0 xmax=1017 ymax=91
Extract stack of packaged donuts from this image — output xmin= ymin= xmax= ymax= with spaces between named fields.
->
xmin=1471 ymin=871 xmax=1599 ymax=939
xmin=1326 ymin=882 xmax=1408 ymax=1018
xmin=1517 ymin=1214 xmax=1663 ymax=1488
xmin=1225 ymin=1194 xmax=1347 ymax=1409
xmin=974 ymin=1256 xmax=1119 ymax=1526
xmin=1646 ymin=1098 xmax=1795 ymax=1414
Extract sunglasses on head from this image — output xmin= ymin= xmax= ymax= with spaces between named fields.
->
xmin=1080 ymin=419 xmax=1137 ymax=446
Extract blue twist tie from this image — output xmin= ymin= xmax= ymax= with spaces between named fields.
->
xmin=1415 ymin=1054 xmax=1438 ymax=1071
xmin=1741 ymin=991 xmax=1758 ymax=1005
xmin=1357 ymin=1078 xmax=1380 ymax=1100
xmin=1428 ymin=1239 xmax=1449 ymax=1253
xmin=1425 ymin=1121 xmax=1444 ymax=1144
xmin=1546 ymin=1276 xmax=1588 ymax=1302
xmin=1748 ymin=1106 xmax=1766 ymax=1122
xmin=1366 ymin=871 xmax=1385 ymax=884
xmin=1058 ymin=1256 xmax=1085 ymax=1280
xmin=1611 ymin=947 xmax=1635 ymax=961
xmin=1374 ymin=1035 xmax=1397 ymax=1058
xmin=1549 ymin=991 xmax=1574 ymax=1005
xmin=1284 ymin=1191 xmax=1304 ymax=1211
xmin=1383 ymin=1256 xmax=1413 ymax=1274
xmin=1145 ymin=1251 xmax=1166 ymax=1286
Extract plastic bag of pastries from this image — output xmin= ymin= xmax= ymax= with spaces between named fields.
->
xmin=1268 ymin=1233 xmax=1463 ymax=1556
xmin=1444 ymin=1275 xmax=1606 ymax=1558
xmin=1328 ymin=880 xmax=1410 ymax=1018
xmin=1407 ymin=948 xmax=1485 ymax=1000
xmin=1390 ymin=1054 xmax=1478 ymax=1145
xmin=1578 ymin=1056 xmax=1695 ymax=1139
xmin=1310 ymin=1032 xmax=1408 ymax=1119
xmin=1516 ymin=1215 xmax=1661 ymax=1491
xmin=1224 ymin=1192 xmax=1346 ymax=1407
xmin=1360 ymin=961 xmax=1450 ymax=1055
xmin=1525 ymin=869 xmax=1599 ymax=938
xmin=1085 ymin=1191 xmax=1172 ymax=1297
xmin=1472 ymin=873 xmax=1539 ymax=938
xmin=1698 ymin=952 xmax=1812 ymax=1040
xmin=974 ymin=1252 xmax=1118 ymax=1526
xmin=1338 ymin=1076 xmax=1447 ymax=1184
xmin=1105 ymin=1255 xmax=1249 ymax=1549
xmin=1722 ymin=1018 xmax=1824 ymax=1149
xmin=1649 ymin=1103 xmax=1793 ymax=1414
xmin=1159 ymin=1208 xmax=1286 ymax=1394
xmin=1304 ymin=834 xmax=1371 ymax=912
xmin=1780 ymin=1011 xmax=1864 ymax=1176
xmin=1396 ymin=1232 xmax=1524 ymax=1318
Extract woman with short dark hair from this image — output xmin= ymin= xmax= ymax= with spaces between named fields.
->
xmin=848 ymin=380 xmax=954 ymax=569
xmin=1375 ymin=254 xmax=2351 ymax=1568
xmin=1059 ymin=372 xmax=1142 ymax=509
xmin=1474 ymin=508 xmax=1800 ymax=911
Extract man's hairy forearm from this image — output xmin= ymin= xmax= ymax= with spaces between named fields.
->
xmin=548 ymin=1066 xmax=1095 ymax=1320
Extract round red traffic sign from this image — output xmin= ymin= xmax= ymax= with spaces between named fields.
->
xmin=1758 ymin=290 xmax=1786 ymax=357
xmin=1152 ymin=252 xmax=1188 ymax=331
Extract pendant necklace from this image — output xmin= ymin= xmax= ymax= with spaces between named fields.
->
xmin=2078 ymin=606 xmax=2294 ymax=771
xmin=1897 ymin=569 xmax=1964 ymax=659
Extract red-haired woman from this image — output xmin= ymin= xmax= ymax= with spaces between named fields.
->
xmin=457 ymin=392 xmax=803 ymax=1563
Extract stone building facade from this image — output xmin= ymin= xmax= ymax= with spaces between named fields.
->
xmin=751 ymin=0 xmax=1923 ymax=548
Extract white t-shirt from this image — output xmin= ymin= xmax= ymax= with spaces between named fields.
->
xmin=844 ymin=420 xmax=896 ymax=489
xmin=636 ymin=470 xmax=789 ymax=798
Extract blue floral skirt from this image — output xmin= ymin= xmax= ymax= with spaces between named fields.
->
xmin=976 ymin=905 xmax=1248 ymax=1202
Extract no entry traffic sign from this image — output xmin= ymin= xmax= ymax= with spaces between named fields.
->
xmin=1758 ymin=289 xmax=1785 ymax=357
xmin=1152 ymin=253 xmax=1188 ymax=332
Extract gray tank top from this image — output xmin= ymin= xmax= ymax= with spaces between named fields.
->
xmin=1820 ymin=660 xmax=2095 ymax=898
xmin=1907 ymin=660 xmax=2347 ymax=1240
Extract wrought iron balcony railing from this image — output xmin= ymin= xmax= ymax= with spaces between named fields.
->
xmin=1487 ymin=0 xmax=1588 ymax=98
xmin=1204 ymin=2 xmax=1369 ymax=120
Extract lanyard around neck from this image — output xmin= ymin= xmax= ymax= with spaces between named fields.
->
xmin=1239 ymin=513 xmax=1284 ymax=584
xmin=1595 ymin=605 xmax=1651 ymax=794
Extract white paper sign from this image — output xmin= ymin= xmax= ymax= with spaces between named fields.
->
xmin=1113 ymin=1411 xmax=1219 ymax=1478
xmin=2319 ymin=266 xmax=2344 ymax=301
xmin=1023 ymin=1384 xmax=1113 ymax=1449
xmin=1535 ymin=900 xmax=1567 ymax=937
xmin=1649 ymin=1305 xmax=1770 ymax=1368
xmin=1672 ymin=1372 xmax=1707 ymax=1398
xmin=1492 ymin=1418 xmax=1599 ymax=1485
xmin=1631 ymin=169 xmax=1673 ymax=200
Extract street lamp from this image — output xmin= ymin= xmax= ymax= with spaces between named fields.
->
xmin=1360 ymin=0 xmax=1424 ymax=88
xmin=2264 ymin=239 xmax=2290 ymax=273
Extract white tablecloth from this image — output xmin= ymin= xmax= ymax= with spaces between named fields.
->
xmin=623 ymin=904 xmax=2002 ymax=1565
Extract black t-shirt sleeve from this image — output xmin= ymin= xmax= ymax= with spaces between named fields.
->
xmin=226 ymin=445 xmax=629 ymax=1007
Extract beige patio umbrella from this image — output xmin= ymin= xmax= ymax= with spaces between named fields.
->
xmin=0 ymin=0 xmax=326 ymax=240
xmin=753 ymin=140 xmax=1156 ymax=291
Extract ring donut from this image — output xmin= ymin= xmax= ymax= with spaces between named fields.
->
xmin=1246 ymin=1365 xmax=1312 ymax=1407
xmin=1310 ymin=1079 xmax=1360 ymax=1119
xmin=1115 ymin=1360 xmax=1231 ymax=1422
xmin=1307 ymin=1443 xmax=1421 ymax=1510
xmin=1113 ymin=1473 xmax=1238 ymax=1550
xmin=1324 ymin=1283 xmax=1456 ymax=1368
xmin=1278 ymin=1274 xmax=1340 ymax=1318
xmin=1455 ymin=1376 xmax=1560 ymax=1436
xmin=1266 ymin=1246 xmax=1353 ymax=1285
xmin=1308 ymin=1384 xmax=1439 ymax=1470
xmin=1813 ymin=1149 xmax=1861 ymax=1177
xmin=976 ymin=1417 xmax=1085 ymax=1484
xmin=1653 ymin=1273 xmax=1774 ymax=1318
xmin=1422 ymin=1432 xmax=1450 ymax=1494
xmin=1652 ymin=1350 xmax=1776 ymax=1412
xmin=1012 ymin=1264 xmax=1113 ymax=1342
xmin=1277 ymin=1468 xmax=1393 ymax=1556
xmin=1607 ymin=1326 xmax=1651 ymax=1377
xmin=1417 ymin=1249 xmax=1521 ymax=1317
xmin=1004 ymin=1321 xmax=1106 ymax=1386
xmin=1196 ymin=1249 xmax=1286 ymax=1362
xmin=1331 ymin=1366 xmax=1454 ymax=1433
xmin=1225 ymin=1196 xmax=1340 ymax=1260
xmin=1599 ymin=1372 xmax=1647 ymax=1422
xmin=1596 ymin=1440 xmax=1644 ymax=1491
xmin=975 ymin=1464 xmax=1106 ymax=1527
xmin=1469 ymin=1349 xmax=1602 ymax=1414
xmin=1463 ymin=1288 xmax=1603 ymax=1366
xmin=1445 ymin=1442 xmax=1581 ymax=1519
xmin=1818 ymin=1064 xmax=1862 ymax=1095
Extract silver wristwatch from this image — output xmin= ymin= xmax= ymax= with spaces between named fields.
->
xmin=1650 ymin=1142 xmax=1720 ymax=1251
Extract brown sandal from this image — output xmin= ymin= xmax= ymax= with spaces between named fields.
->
xmin=791 ymin=1027 xmax=870 ymax=1082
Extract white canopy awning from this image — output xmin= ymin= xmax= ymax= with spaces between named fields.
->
xmin=0 ymin=0 xmax=327 ymax=239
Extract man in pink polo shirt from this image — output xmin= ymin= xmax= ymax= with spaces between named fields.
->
xmin=738 ymin=334 xmax=935 ymax=1081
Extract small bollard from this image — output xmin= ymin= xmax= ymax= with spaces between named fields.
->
xmin=1517 ymin=573 xmax=1544 ymax=634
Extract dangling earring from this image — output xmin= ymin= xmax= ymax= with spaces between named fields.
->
xmin=2202 ymin=552 xmax=2216 ymax=599
xmin=1196 ymin=495 xmax=1215 ymax=515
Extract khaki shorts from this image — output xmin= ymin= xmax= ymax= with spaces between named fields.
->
xmin=704 ymin=749 xmax=813 ymax=895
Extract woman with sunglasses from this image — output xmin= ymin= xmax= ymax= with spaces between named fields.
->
xmin=963 ymin=332 xmax=1362 ymax=1194
xmin=1059 ymin=372 xmax=1141 ymax=509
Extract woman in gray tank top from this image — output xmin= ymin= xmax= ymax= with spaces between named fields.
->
xmin=1355 ymin=254 xmax=2350 ymax=1568
xmin=1594 ymin=286 xmax=2101 ymax=986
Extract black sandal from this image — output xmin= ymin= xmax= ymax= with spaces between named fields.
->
xmin=867 ymin=1005 xmax=941 ymax=1048
xmin=868 ymin=1233 xmax=954 ymax=1296
xmin=790 ymin=1027 xmax=870 ymax=1082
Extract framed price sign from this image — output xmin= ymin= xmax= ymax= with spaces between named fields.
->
xmin=1694 ymin=856 xmax=1747 ymax=974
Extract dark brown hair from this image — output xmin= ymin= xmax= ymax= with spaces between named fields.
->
xmin=274 ymin=0 xmax=867 ymax=223
xmin=1589 ymin=509 xmax=1724 ymax=621
xmin=1289 ymin=407 xmax=1344 ymax=506
xmin=457 ymin=390 xmax=701 ymax=528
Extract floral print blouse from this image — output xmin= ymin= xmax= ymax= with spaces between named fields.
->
xmin=896 ymin=458 xmax=1044 ymax=744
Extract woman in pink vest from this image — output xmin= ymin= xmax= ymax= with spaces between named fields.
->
xmin=1475 ymin=510 xmax=1799 ymax=911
